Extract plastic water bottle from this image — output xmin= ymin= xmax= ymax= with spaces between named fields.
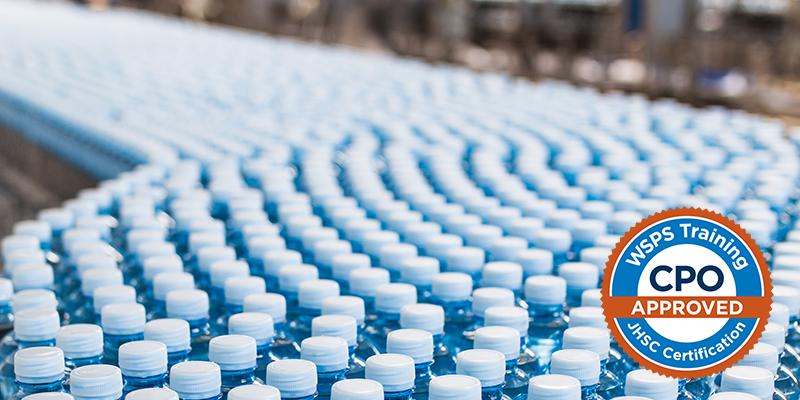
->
xmin=0 ymin=279 xmax=15 ymax=336
xmin=443 ymin=247 xmax=484 ymax=281
xmin=321 ymin=296 xmax=377 ymax=366
xmin=557 ymin=263 xmax=599 ymax=309
xmin=348 ymin=268 xmax=390 ymax=318
xmin=365 ymin=354 xmax=415 ymax=400
xmin=531 ymin=229 xmax=571 ymax=273
xmin=150 ymin=272 xmax=195 ymax=320
xmin=92 ymin=285 xmax=137 ymax=325
xmin=208 ymin=261 xmax=250 ymax=322
xmin=55 ymin=324 xmax=104 ymax=373
xmin=461 ymin=288 xmax=514 ymax=352
xmin=126 ymin=387 xmax=180 ymax=400
xmin=227 ymin=384 xmax=281 ymax=400
xmin=166 ymin=290 xmax=212 ymax=361
xmin=400 ymin=257 xmax=440 ymax=303
xmin=718 ymin=366 xmax=780 ymax=400
xmin=524 ymin=276 xmax=568 ymax=367
xmin=387 ymin=329 xmax=433 ymax=399
xmin=549 ymin=349 xmax=602 ymax=400
xmin=0 ymin=291 xmax=58 ymax=370
xmin=760 ymin=323 xmax=800 ymax=400
xmin=101 ymin=303 xmax=146 ymax=364
xmin=473 ymin=326 xmax=528 ymax=400
xmin=527 ymin=374 xmax=582 ymax=400
xmin=196 ymin=247 xmax=236 ymax=291
xmin=262 ymin=250 xmax=303 ymax=293
xmin=0 ymin=308 xmax=61 ymax=398
xmin=400 ymin=304 xmax=454 ymax=376
xmin=243 ymin=293 xmax=299 ymax=360
xmin=738 ymin=343 xmax=797 ymax=400
xmin=144 ymin=319 xmax=191 ymax=368
xmin=561 ymin=327 xmax=623 ymax=399
xmin=228 ymin=312 xmax=274 ymax=379
xmin=429 ymin=273 xmax=472 ymax=340
xmin=169 ymin=361 xmax=222 ymax=400
xmin=330 ymin=254 xmax=370 ymax=293
xmin=293 ymin=280 xmax=340 ymax=341
xmin=428 ymin=374 xmax=482 ymax=400
xmin=142 ymin=256 xmax=184 ymax=305
xmin=311 ymin=315 xmax=365 ymax=378
xmin=208 ymin=335 xmax=259 ymax=395
xmin=278 ymin=264 xmax=319 ymax=319
xmin=301 ymin=336 xmax=349 ymax=400
xmin=10 ymin=347 xmax=66 ymax=399
xmin=484 ymin=306 xmax=541 ymax=376
xmin=481 ymin=263 xmax=524 ymax=305
xmin=119 ymin=341 xmax=168 ymax=394
xmin=456 ymin=349 xmax=509 ymax=400
xmin=266 ymin=359 xmax=318 ymax=400
xmin=217 ymin=276 xmax=265 ymax=334
xmin=366 ymin=284 xmax=417 ymax=353
xmin=330 ymin=379 xmax=383 ymax=400
xmin=769 ymin=304 xmax=800 ymax=377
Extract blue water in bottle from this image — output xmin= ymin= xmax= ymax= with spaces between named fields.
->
xmin=209 ymin=335 xmax=259 ymax=397
xmin=365 ymin=283 xmax=417 ymax=353
xmin=549 ymin=349 xmax=603 ymax=400
xmin=312 ymin=314 xmax=367 ymax=379
xmin=119 ymin=340 xmax=169 ymax=395
xmin=166 ymin=289 xmax=213 ymax=361
xmin=561 ymin=327 xmax=623 ymax=399
xmin=101 ymin=303 xmax=146 ymax=364
xmin=55 ymin=324 xmax=104 ymax=375
xmin=473 ymin=326 xmax=529 ymax=400
xmin=292 ymin=279 xmax=340 ymax=341
xmin=0 ymin=308 xmax=60 ymax=399
xmin=525 ymin=276 xmax=568 ymax=369
xmin=301 ymin=336 xmax=348 ymax=400
xmin=386 ymin=329 xmax=433 ymax=400
xmin=243 ymin=292 xmax=300 ymax=361
xmin=456 ymin=349 xmax=512 ymax=400
xmin=399 ymin=303 xmax=454 ymax=376
xmin=228 ymin=312 xmax=274 ymax=379
xmin=144 ymin=319 xmax=191 ymax=368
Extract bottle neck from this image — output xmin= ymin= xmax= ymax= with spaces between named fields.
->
xmin=16 ymin=378 xmax=65 ymax=397
xmin=168 ymin=349 xmax=191 ymax=366
xmin=580 ymin=384 xmax=599 ymax=400
xmin=224 ymin=303 xmax=244 ymax=316
xmin=415 ymin=362 xmax=432 ymax=386
xmin=187 ymin=318 xmax=211 ymax=336
xmin=17 ymin=338 xmax=56 ymax=349
xmin=66 ymin=354 xmax=103 ymax=370
xmin=384 ymin=388 xmax=414 ymax=400
xmin=481 ymin=384 xmax=506 ymax=400
xmin=123 ymin=373 xmax=167 ymax=391
xmin=0 ymin=302 xmax=11 ymax=315
xmin=528 ymin=304 xmax=564 ymax=320
xmin=220 ymin=367 xmax=256 ymax=388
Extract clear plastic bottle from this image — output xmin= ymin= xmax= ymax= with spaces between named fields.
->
xmin=0 ymin=308 xmax=61 ymax=398
xmin=443 ymin=247 xmax=484 ymax=282
xmin=277 ymin=264 xmax=319 ymax=320
xmin=524 ymin=276 xmax=568 ymax=368
xmin=101 ymin=304 xmax=146 ymax=365
xmin=216 ymin=276 xmax=265 ymax=335
xmin=266 ymin=359 xmax=319 ymax=400
xmin=149 ymin=273 xmax=195 ymax=320
xmin=196 ymin=247 xmax=236 ymax=292
xmin=321 ymin=296 xmax=377 ymax=367
xmin=141 ymin=256 xmax=184 ymax=307
xmin=169 ymin=361 xmax=222 ymax=400
xmin=311 ymin=315 xmax=365 ymax=378
xmin=561 ymin=327 xmax=623 ymax=399
xmin=761 ymin=322 xmax=800 ymax=400
xmin=119 ymin=341 xmax=168 ymax=395
xmin=366 ymin=284 xmax=417 ymax=353
xmin=55 ymin=324 xmax=104 ymax=375
xmin=485 ymin=306 xmax=541 ymax=376
xmin=528 ymin=374 xmax=582 ymax=400
xmin=557 ymin=263 xmax=599 ymax=309
xmin=457 ymin=349 xmax=510 ymax=400
xmin=92 ymin=286 xmax=137 ymax=325
xmin=348 ymin=269 xmax=390 ymax=320
xmin=365 ymin=354 xmax=415 ymax=400
xmin=71 ymin=268 xmax=123 ymax=324
xmin=292 ymin=280 xmax=340 ymax=341
xmin=228 ymin=312 xmax=274 ymax=379
xmin=208 ymin=335 xmax=259 ymax=396
xmin=166 ymin=290 xmax=212 ymax=361
xmin=243 ymin=293 xmax=299 ymax=360
xmin=387 ymin=329 xmax=433 ymax=400
xmin=738 ymin=343 xmax=797 ymax=400
xmin=473 ymin=326 xmax=528 ymax=400
xmin=461 ymin=288 xmax=515 ymax=353
xmin=330 ymin=254 xmax=370 ymax=294
xmin=144 ymin=319 xmax=191 ymax=369
xmin=400 ymin=304 xmax=454 ymax=376
xmin=718 ymin=366 xmax=783 ymax=400
xmin=531 ymin=228 xmax=572 ymax=273
xmin=10 ymin=347 xmax=66 ymax=400
xmin=208 ymin=261 xmax=251 ymax=323
xmin=481 ymin=263 xmax=524 ymax=305
xmin=549 ymin=349 xmax=602 ymax=400
xmin=330 ymin=379 xmax=383 ymax=400
xmin=301 ymin=336 xmax=349 ymax=400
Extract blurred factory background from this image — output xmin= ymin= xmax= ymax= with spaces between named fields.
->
xmin=104 ymin=0 xmax=800 ymax=117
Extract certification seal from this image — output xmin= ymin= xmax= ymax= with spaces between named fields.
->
xmin=601 ymin=208 xmax=772 ymax=378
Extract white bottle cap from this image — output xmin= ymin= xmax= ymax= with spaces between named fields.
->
xmin=331 ymin=379 xmax=383 ymax=400
xmin=14 ymin=346 xmax=64 ymax=384
xmin=69 ymin=364 xmax=122 ymax=400
xmin=400 ymin=304 xmax=444 ymax=335
xmin=471 ymin=288 xmax=514 ymax=318
xmin=770 ymin=303 xmax=790 ymax=328
xmin=243 ymin=293 xmax=286 ymax=324
xmin=229 ymin=312 xmax=275 ymax=346
xmin=2 ymin=235 xmax=40 ymax=258
xmin=465 ymin=225 xmax=503 ymax=250
xmin=81 ymin=269 xmax=123 ymax=296
xmin=579 ymin=247 xmax=611 ymax=271
xmin=57 ymin=324 xmax=104 ymax=359
xmin=387 ymin=329 xmax=433 ymax=364
xmin=375 ymin=283 xmax=417 ymax=314
xmin=525 ymin=276 xmax=566 ymax=306
xmin=322 ymin=296 xmax=365 ymax=326
xmin=14 ymin=308 xmax=60 ymax=342
xmin=23 ymin=392 xmax=75 ymax=400
xmin=581 ymin=289 xmax=602 ymax=307
xmin=515 ymin=249 xmax=553 ymax=277
xmin=362 ymin=232 xmax=401 ymax=258
xmin=720 ymin=366 xmax=776 ymax=400
xmin=456 ymin=349 xmax=506 ymax=387
xmin=365 ymin=354 xmax=415 ymax=392
xmin=210 ymin=260 xmax=250 ymax=289
xmin=533 ymin=229 xmax=571 ymax=253
xmin=431 ymin=273 xmax=472 ymax=302
xmin=759 ymin=323 xmax=786 ymax=350
xmin=562 ymin=327 xmax=611 ymax=360
xmin=143 ymin=255 xmax=183 ymax=283
xmin=312 ymin=315 xmax=358 ymax=347
xmin=127 ymin=230 xmax=166 ymax=256
xmin=224 ymin=276 xmax=266 ymax=306
xmin=266 ymin=359 xmax=318 ymax=398
xmin=38 ymin=208 xmax=73 ymax=232
xmin=166 ymin=289 xmax=209 ymax=321
xmin=145 ymin=319 xmax=191 ymax=353
xmin=549 ymin=349 xmax=601 ymax=387
xmin=278 ymin=264 xmax=319 ymax=293
xmin=198 ymin=246 xmax=236 ymax=274
xmin=506 ymin=218 xmax=544 ymax=243
xmin=474 ymin=326 xmax=520 ymax=361
xmin=301 ymin=336 xmax=349 ymax=372
xmin=137 ymin=242 xmax=176 ymax=264
xmin=401 ymin=257 xmax=440 ymax=287
xmin=209 ymin=335 xmax=257 ymax=371
xmin=625 ymin=369 xmax=678 ymax=400
xmin=429 ymin=375 xmax=481 ymax=400
xmin=93 ymin=285 xmax=137 ymax=313
xmin=481 ymin=262 xmax=523 ymax=291
xmin=708 ymin=393 xmax=761 ymax=400
xmin=558 ymin=263 xmax=599 ymax=291
xmin=125 ymin=388 xmax=179 ymax=400
xmin=313 ymin=240 xmax=352 ymax=268
xmin=571 ymin=220 xmax=606 ymax=245
xmin=12 ymin=265 xmax=54 ymax=291
xmin=5 ymin=250 xmax=46 ymax=277
xmin=247 ymin=236 xmax=286 ymax=259
xmin=331 ymin=254 xmax=371 ymax=282
xmin=299 ymin=279 xmax=341 ymax=310
xmin=101 ymin=303 xmax=146 ymax=335
xmin=349 ymin=268 xmax=390 ymax=298
xmin=527 ymin=374 xmax=582 ymax=400
xmin=169 ymin=361 xmax=221 ymax=400
xmin=772 ymin=285 xmax=800 ymax=316
xmin=188 ymin=232 xmax=225 ymax=256
xmin=119 ymin=340 xmax=168 ymax=378
xmin=228 ymin=385 xmax=280 ymax=400
xmin=738 ymin=343 xmax=779 ymax=372
xmin=14 ymin=220 xmax=52 ymax=245
xmin=568 ymin=307 xmax=605 ymax=329
xmin=445 ymin=247 xmax=485 ymax=275
xmin=76 ymin=254 xmax=117 ymax=276
xmin=153 ymin=273 xmax=195 ymax=301
xmin=12 ymin=289 xmax=57 ymax=313
xmin=484 ymin=306 xmax=528 ymax=337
